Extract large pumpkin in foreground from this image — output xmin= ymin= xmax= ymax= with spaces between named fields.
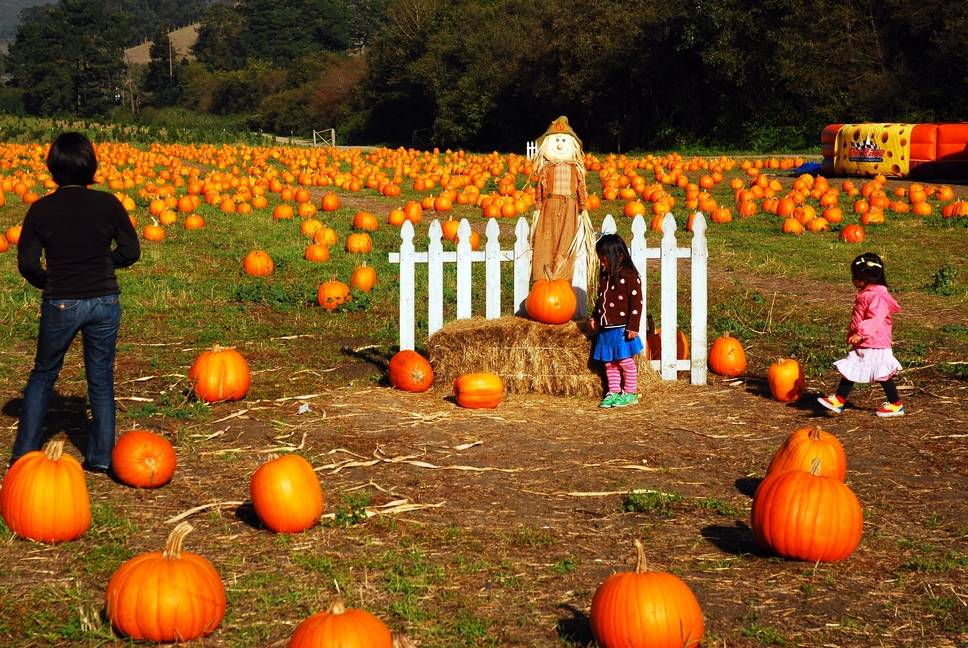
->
xmin=766 ymin=427 xmax=847 ymax=481
xmin=751 ymin=459 xmax=863 ymax=562
xmin=189 ymin=344 xmax=251 ymax=403
xmin=708 ymin=333 xmax=747 ymax=377
xmin=288 ymin=597 xmax=393 ymax=648
xmin=387 ymin=350 xmax=433 ymax=392
xmin=453 ymin=372 xmax=504 ymax=409
xmin=106 ymin=522 xmax=226 ymax=642
xmin=111 ymin=429 xmax=177 ymax=488
xmin=250 ymin=454 xmax=325 ymax=533
xmin=0 ymin=439 xmax=90 ymax=543
xmin=526 ymin=278 xmax=577 ymax=324
xmin=590 ymin=539 xmax=704 ymax=648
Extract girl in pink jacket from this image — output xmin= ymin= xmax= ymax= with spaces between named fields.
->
xmin=819 ymin=252 xmax=904 ymax=417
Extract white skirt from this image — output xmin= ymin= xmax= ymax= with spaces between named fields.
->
xmin=834 ymin=348 xmax=902 ymax=383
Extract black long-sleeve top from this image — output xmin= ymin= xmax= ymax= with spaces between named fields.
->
xmin=17 ymin=186 xmax=140 ymax=298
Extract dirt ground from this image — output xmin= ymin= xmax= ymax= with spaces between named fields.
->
xmin=2 ymin=348 xmax=965 ymax=646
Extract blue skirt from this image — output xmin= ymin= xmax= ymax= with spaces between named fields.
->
xmin=593 ymin=326 xmax=644 ymax=362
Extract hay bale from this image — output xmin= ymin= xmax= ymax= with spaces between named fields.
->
xmin=427 ymin=316 xmax=659 ymax=397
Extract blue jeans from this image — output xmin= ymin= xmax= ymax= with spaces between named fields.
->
xmin=12 ymin=295 xmax=121 ymax=468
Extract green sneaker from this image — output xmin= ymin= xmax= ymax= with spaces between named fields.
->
xmin=614 ymin=392 xmax=639 ymax=407
xmin=599 ymin=392 xmax=621 ymax=408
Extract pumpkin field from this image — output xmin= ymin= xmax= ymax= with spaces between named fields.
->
xmin=0 ymin=131 xmax=966 ymax=647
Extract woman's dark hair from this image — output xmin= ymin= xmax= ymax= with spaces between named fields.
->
xmin=851 ymin=252 xmax=888 ymax=287
xmin=46 ymin=132 xmax=97 ymax=186
xmin=595 ymin=233 xmax=636 ymax=277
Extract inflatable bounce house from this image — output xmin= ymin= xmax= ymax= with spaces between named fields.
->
xmin=821 ymin=123 xmax=968 ymax=181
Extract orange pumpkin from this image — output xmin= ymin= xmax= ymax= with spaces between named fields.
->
xmin=250 ymin=454 xmax=324 ymax=533
xmin=105 ymin=522 xmax=226 ymax=642
xmin=288 ymin=598 xmax=392 ymax=648
xmin=766 ymin=427 xmax=847 ymax=481
xmin=590 ymin=539 xmax=704 ymax=648
xmin=313 ymin=226 xmax=338 ymax=247
xmin=350 ymin=262 xmax=377 ymax=292
xmin=183 ymin=214 xmax=205 ymax=230
xmin=0 ymin=439 xmax=90 ymax=543
xmin=751 ymin=459 xmax=863 ymax=562
xmin=708 ymin=334 xmax=746 ymax=377
xmin=111 ymin=430 xmax=177 ymax=488
xmin=453 ymin=372 xmax=504 ymax=409
xmin=646 ymin=323 xmax=689 ymax=361
xmin=243 ymin=250 xmax=274 ymax=276
xmin=272 ymin=204 xmax=294 ymax=220
xmin=142 ymin=222 xmax=165 ymax=242
xmin=188 ymin=344 xmax=251 ymax=403
xmin=353 ymin=210 xmax=378 ymax=231
xmin=526 ymin=278 xmax=577 ymax=325
xmin=304 ymin=243 xmax=331 ymax=262
xmin=345 ymin=232 xmax=373 ymax=254
xmin=318 ymin=279 xmax=351 ymax=310
xmin=0 ymin=233 xmax=8 ymax=253
xmin=387 ymin=350 xmax=433 ymax=392
xmin=767 ymin=357 xmax=804 ymax=402
xmin=840 ymin=223 xmax=865 ymax=244
xmin=321 ymin=192 xmax=341 ymax=211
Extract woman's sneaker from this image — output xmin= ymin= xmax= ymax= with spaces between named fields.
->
xmin=817 ymin=394 xmax=845 ymax=414
xmin=599 ymin=392 xmax=621 ymax=408
xmin=876 ymin=401 xmax=905 ymax=417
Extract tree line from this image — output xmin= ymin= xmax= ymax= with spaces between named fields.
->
xmin=2 ymin=0 xmax=966 ymax=151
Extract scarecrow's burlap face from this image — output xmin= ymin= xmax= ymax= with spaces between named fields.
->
xmin=544 ymin=133 xmax=578 ymax=163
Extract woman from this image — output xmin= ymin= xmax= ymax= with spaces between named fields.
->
xmin=11 ymin=132 xmax=140 ymax=471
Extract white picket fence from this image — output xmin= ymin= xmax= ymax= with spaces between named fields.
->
xmin=525 ymin=140 xmax=537 ymax=160
xmin=388 ymin=213 xmax=709 ymax=384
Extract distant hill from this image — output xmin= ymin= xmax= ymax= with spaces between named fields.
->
xmin=0 ymin=0 xmax=53 ymax=42
xmin=124 ymin=23 xmax=199 ymax=66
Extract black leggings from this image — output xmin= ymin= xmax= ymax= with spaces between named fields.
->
xmin=835 ymin=377 xmax=900 ymax=403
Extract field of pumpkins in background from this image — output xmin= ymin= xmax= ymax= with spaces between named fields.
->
xmin=0 ymin=130 xmax=966 ymax=647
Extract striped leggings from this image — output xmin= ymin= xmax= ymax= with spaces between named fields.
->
xmin=605 ymin=357 xmax=637 ymax=393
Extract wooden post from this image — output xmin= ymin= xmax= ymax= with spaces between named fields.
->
xmin=513 ymin=217 xmax=531 ymax=315
xmin=427 ymin=220 xmax=444 ymax=336
xmin=629 ymin=215 xmax=648 ymax=338
xmin=455 ymin=219 xmax=472 ymax=319
xmin=485 ymin=219 xmax=502 ymax=318
xmin=398 ymin=220 xmax=416 ymax=350
xmin=690 ymin=212 xmax=708 ymax=385
xmin=660 ymin=213 xmax=678 ymax=380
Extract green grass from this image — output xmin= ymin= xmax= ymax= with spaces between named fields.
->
xmin=622 ymin=489 xmax=683 ymax=516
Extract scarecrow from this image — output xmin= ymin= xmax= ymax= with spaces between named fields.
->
xmin=529 ymin=116 xmax=596 ymax=304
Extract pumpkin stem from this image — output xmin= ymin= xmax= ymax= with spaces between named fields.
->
xmin=43 ymin=439 xmax=66 ymax=461
xmin=163 ymin=522 xmax=194 ymax=559
xmin=211 ymin=343 xmax=222 ymax=353
xmin=808 ymin=427 xmax=823 ymax=441
xmin=633 ymin=538 xmax=648 ymax=573
xmin=809 ymin=457 xmax=822 ymax=476
xmin=264 ymin=453 xmax=280 ymax=463
xmin=327 ymin=597 xmax=346 ymax=616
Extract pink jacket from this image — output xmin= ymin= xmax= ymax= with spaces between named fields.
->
xmin=848 ymin=284 xmax=900 ymax=349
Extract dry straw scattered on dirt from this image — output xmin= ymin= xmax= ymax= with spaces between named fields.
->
xmin=427 ymin=315 xmax=659 ymax=396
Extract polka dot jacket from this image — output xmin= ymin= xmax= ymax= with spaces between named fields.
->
xmin=591 ymin=266 xmax=643 ymax=331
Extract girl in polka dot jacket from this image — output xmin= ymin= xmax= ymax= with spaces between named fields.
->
xmin=589 ymin=234 xmax=644 ymax=408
